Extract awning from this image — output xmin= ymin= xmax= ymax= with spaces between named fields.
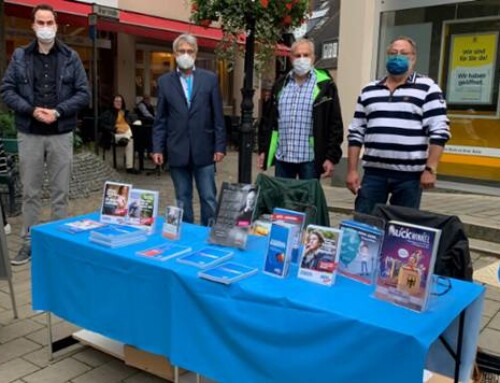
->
xmin=5 ymin=0 xmax=222 ymax=48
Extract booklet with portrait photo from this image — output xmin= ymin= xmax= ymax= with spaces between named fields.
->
xmin=100 ymin=181 xmax=132 ymax=225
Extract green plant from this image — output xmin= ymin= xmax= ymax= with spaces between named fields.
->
xmin=0 ymin=111 xmax=16 ymax=138
xmin=190 ymin=0 xmax=309 ymax=72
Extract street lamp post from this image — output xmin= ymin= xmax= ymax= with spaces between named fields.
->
xmin=238 ymin=13 xmax=256 ymax=184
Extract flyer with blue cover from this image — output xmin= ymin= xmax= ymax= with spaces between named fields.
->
xmin=177 ymin=247 xmax=234 ymax=269
xmin=198 ymin=262 xmax=258 ymax=284
xmin=263 ymin=222 xmax=296 ymax=278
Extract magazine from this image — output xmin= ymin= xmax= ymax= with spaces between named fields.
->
xmin=100 ymin=181 xmax=132 ymax=224
xmin=198 ymin=262 xmax=258 ymax=284
xmin=271 ymin=207 xmax=306 ymax=263
xmin=177 ymin=247 xmax=234 ymax=269
xmin=89 ymin=224 xmax=147 ymax=248
xmin=59 ymin=219 xmax=106 ymax=234
xmin=374 ymin=220 xmax=441 ymax=312
xmin=136 ymin=243 xmax=192 ymax=261
xmin=208 ymin=182 xmax=259 ymax=249
xmin=126 ymin=188 xmax=159 ymax=234
xmin=338 ymin=219 xmax=384 ymax=284
xmin=263 ymin=222 xmax=297 ymax=278
xmin=297 ymin=225 xmax=342 ymax=286
xmin=162 ymin=205 xmax=184 ymax=240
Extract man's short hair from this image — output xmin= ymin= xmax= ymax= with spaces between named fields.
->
xmin=387 ymin=36 xmax=417 ymax=55
xmin=32 ymin=4 xmax=57 ymax=22
xmin=290 ymin=38 xmax=315 ymax=57
xmin=173 ymin=33 xmax=198 ymax=54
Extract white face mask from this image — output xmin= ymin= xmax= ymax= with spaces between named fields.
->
xmin=35 ymin=26 xmax=57 ymax=44
xmin=293 ymin=57 xmax=313 ymax=76
xmin=176 ymin=53 xmax=195 ymax=70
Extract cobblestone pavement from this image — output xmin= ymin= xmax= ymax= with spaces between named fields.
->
xmin=0 ymin=150 xmax=499 ymax=382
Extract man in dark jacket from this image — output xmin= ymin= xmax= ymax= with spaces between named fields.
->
xmin=258 ymin=38 xmax=343 ymax=180
xmin=0 ymin=4 xmax=90 ymax=265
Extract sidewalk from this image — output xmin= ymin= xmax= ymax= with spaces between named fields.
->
xmin=0 ymin=150 xmax=499 ymax=383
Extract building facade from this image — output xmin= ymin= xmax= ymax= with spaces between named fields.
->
xmin=338 ymin=0 xmax=500 ymax=182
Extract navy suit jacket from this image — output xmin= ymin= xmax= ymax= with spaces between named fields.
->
xmin=152 ymin=68 xmax=226 ymax=168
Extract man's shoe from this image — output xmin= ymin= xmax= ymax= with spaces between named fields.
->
xmin=126 ymin=168 xmax=141 ymax=175
xmin=11 ymin=244 xmax=31 ymax=266
xmin=4 ymin=223 xmax=11 ymax=235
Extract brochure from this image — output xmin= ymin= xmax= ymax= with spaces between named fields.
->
xmin=59 ymin=219 xmax=106 ymax=234
xmin=127 ymin=188 xmax=159 ymax=234
xmin=263 ymin=222 xmax=297 ymax=278
xmin=100 ymin=181 xmax=132 ymax=225
xmin=374 ymin=220 xmax=441 ymax=312
xmin=198 ymin=262 xmax=258 ymax=284
xmin=162 ymin=205 xmax=184 ymax=240
xmin=89 ymin=235 xmax=147 ymax=248
xmin=338 ymin=219 xmax=384 ymax=284
xmin=297 ymin=225 xmax=342 ymax=286
xmin=136 ymin=243 xmax=192 ymax=261
xmin=271 ymin=207 xmax=306 ymax=263
xmin=208 ymin=182 xmax=259 ymax=249
xmin=177 ymin=247 xmax=234 ymax=269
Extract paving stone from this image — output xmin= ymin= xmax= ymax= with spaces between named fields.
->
xmin=22 ymin=346 xmax=54 ymax=368
xmin=0 ymin=358 xmax=39 ymax=383
xmin=26 ymin=321 xmax=80 ymax=346
xmin=482 ymin=298 xmax=500 ymax=318
xmin=0 ymin=319 xmax=44 ymax=344
xmin=71 ymin=359 xmax=138 ymax=383
xmin=489 ymin=312 xmax=500 ymax=331
xmin=72 ymin=347 xmax=116 ymax=368
xmin=0 ymin=337 xmax=41 ymax=364
xmin=485 ymin=286 xmax=500 ymax=302
xmin=477 ymin=327 xmax=500 ymax=356
xmin=22 ymin=357 xmax=91 ymax=383
xmin=123 ymin=371 xmax=171 ymax=383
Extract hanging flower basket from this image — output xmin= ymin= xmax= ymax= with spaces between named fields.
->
xmin=190 ymin=0 xmax=309 ymax=71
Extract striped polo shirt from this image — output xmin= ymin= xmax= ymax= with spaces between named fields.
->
xmin=348 ymin=72 xmax=450 ymax=175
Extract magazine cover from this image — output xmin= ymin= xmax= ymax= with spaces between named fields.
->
xmin=162 ymin=205 xmax=184 ymax=240
xmin=297 ymin=225 xmax=342 ymax=286
xmin=59 ymin=219 xmax=106 ymax=234
xmin=198 ymin=262 xmax=258 ymax=284
xmin=262 ymin=222 xmax=297 ymax=278
xmin=374 ymin=220 xmax=442 ymax=312
xmin=271 ymin=208 xmax=306 ymax=263
xmin=177 ymin=247 xmax=234 ymax=269
xmin=127 ymin=188 xmax=159 ymax=234
xmin=208 ymin=182 xmax=259 ymax=249
xmin=100 ymin=181 xmax=132 ymax=224
xmin=136 ymin=243 xmax=192 ymax=261
xmin=338 ymin=220 xmax=384 ymax=284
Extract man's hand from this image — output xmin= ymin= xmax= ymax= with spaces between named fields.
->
xmin=258 ymin=153 xmax=265 ymax=170
xmin=320 ymin=159 xmax=334 ymax=178
xmin=420 ymin=170 xmax=436 ymax=189
xmin=152 ymin=153 xmax=164 ymax=166
xmin=33 ymin=108 xmax=57 ymax=124
xmin=214 ymin=152 xmax=225 ymax=162
xmin=346 ymin=170 xmax=361 ymax=195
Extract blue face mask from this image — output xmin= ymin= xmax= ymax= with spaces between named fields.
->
xmin=386 ymin=55 xmax=410 ymax=75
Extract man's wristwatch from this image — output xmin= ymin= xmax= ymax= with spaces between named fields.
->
xmin=424 ymin=165 xmax=437 ymax=175
xmin=54 ymin=110 xmax=61 ymax=119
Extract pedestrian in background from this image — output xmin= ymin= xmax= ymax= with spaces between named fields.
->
xmin=0 ymin=3 xmax=90 ymax=265
xmin=258 ymin=38 xmax=344 ymax=180
xmin=152 ymin=33 xmax=226 ymax=226
xmin=346 ymin=36 xmax=450 ymax=214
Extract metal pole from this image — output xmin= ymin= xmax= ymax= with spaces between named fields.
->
xmin=238 ymin=13 xmax=256 ymax=184
xmin=91 ymin=24 xmax=99 ymax=155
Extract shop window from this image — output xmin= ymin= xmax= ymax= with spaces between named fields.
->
xmin=322 ymin=41 xmax=338 ymax=59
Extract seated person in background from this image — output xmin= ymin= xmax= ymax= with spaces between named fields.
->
xmin=99 ymin=95 xmax=140 ymax=174
xmin=135 ymin=95 xmax=155 ymax=123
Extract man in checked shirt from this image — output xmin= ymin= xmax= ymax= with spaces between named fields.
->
xmin=258 ymin=38 xmax=343 ymax=180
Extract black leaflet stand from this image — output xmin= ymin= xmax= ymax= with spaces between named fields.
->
xmin=0 ymin=204 xmax=18 ymax=319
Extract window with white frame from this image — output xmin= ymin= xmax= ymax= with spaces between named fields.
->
xmin=322 ymin=41 xmax=338 ymax=59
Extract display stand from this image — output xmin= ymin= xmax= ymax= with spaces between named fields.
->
xmin=0 ymin=204 xmax=18 ymax=319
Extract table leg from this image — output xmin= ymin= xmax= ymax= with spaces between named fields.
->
xmin=454 ymin=311 xmax=466 ymax=383
xmin=47 ymin=312 xmax=54 ymax=360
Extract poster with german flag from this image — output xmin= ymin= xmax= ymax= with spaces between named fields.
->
xmin=447 ymin=32 xmax=498 ymax=105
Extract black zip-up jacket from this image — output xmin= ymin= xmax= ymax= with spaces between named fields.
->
xmin=258 ymin=68 xmax=344 ymax=176
xmin=0 ymin=39 xmax=90 ymax=134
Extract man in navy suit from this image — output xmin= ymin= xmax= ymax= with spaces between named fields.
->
xmin=152 ymin=33 xmax=226 ymax=226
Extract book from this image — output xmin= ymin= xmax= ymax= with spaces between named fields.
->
xmin=338 ymin=219 xmax=384 ymax=284
xmin=297 ymin=225 xmax=342 ymax=286
xmin=198 ymin=262 xmax=258 ymax=284
xmin=271 ymin=207 xmax=306 ymax=263
xmin=100 ymin=181 xmax=132 ymax=225
xmin=162 ymin=205 xmax=184 ymax=240
xmin=177 ymin=247 xmax=234 ymax=269
xmin=126 ymin=188 xmax=159 ymax=234
xmin=208 ymin=182 xmax=259 ymax=249
xmin=59 ymin=219 xmax=106 ymax=234
xmin=136 ymin=243 xmax=192 ymax=261
xmin=374 ymin=220 xmax=441 ymax=312
xmin=263 ymin=222 xmax=297 ymax=278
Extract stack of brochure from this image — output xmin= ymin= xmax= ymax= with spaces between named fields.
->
xmin=135 ymin=243 xmax=192 ymax=261
xmin=198 ymin=262 xmax=258 ymax=284
xmin=177 ymin=247 xmax=234 ymax=269
xmin=89 ymin=224 xmax=148 ymax=248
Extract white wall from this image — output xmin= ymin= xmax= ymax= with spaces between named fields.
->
xmin=116 ymin=33 xmax=136 ymax=108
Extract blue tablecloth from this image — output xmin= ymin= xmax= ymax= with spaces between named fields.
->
xmin=32 ymin=214 xmax=484 ymax=383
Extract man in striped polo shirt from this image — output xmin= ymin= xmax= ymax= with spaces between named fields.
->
xmin=346 ymin=36 xmax=450 ymax=214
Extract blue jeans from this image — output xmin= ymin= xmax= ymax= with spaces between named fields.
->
xmin=275 ymin=160 xmax=317 ymax=180
xmin=170 ymin=164 xmax=217 ymax=226
xmin=355 ymin=173 xmax=422 ymax=215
